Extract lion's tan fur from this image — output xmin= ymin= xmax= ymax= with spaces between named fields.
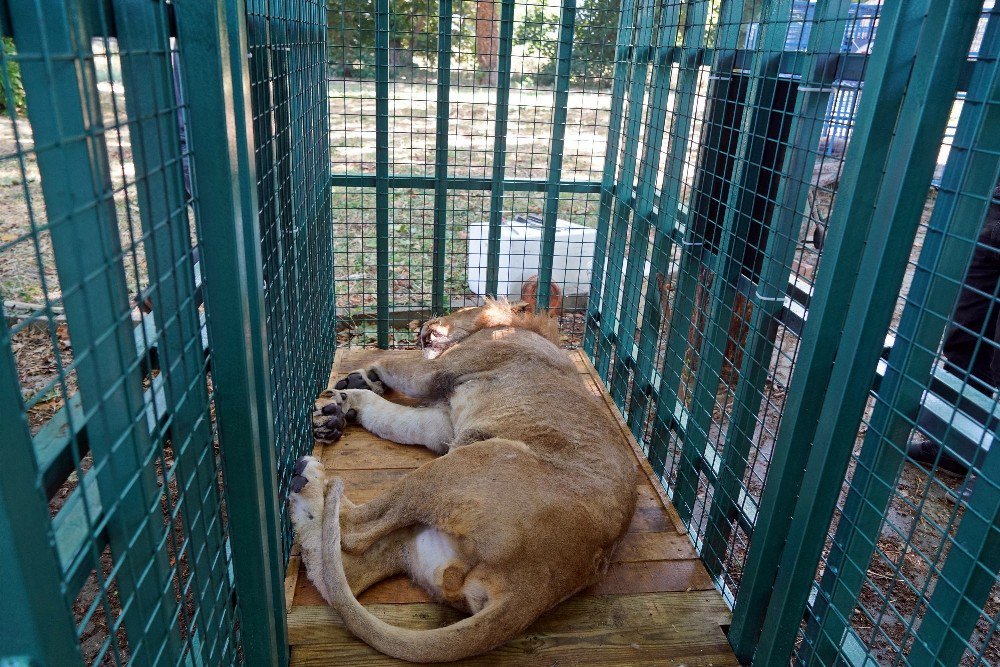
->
xmin=290 ymin=301 xmax=638 ymax=662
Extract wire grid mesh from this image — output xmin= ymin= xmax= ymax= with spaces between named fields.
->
xmin=0 ymin=2 xmax=239 ymax=664
xmin=329 ymin=0 xmax=619 ymax=349
xmin=245 ymin=0 xmax=335 ymax=565
xmin=798 ymin=4 xmax=1000 ymax=664
xmin=587 ymin=0 xmax=1000 ymax=663
xmin=585 ymin=0 xmax=885 ymax=602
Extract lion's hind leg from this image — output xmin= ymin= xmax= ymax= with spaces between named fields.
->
xmin=290 ymin=457 xmax=412 ymax=601
xmin=342 ymin=528 xmax=412 ymax=596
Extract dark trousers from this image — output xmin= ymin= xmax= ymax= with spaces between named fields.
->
xmin=941 ymin=185 xmax=1000 ymax=393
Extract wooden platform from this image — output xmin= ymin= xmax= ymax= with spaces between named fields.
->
xmin=286 ymin=349 xmax=738 ymax=666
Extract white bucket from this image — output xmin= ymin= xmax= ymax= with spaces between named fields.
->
xmin=466 ymin=215 xmax=597 ymax=298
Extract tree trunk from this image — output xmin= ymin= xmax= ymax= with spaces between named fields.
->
xmin=475 ymin=0 xmax=498 ymax=85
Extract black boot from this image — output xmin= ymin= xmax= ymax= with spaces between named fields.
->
xmin=906 ymin=438 xmax=971 ymax=476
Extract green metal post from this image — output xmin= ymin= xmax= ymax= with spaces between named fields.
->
xmin=485 ymin=0 xmax=516 ymax=297
xmin=805 ymin=7 xmax=1000 ymax=661
xmin=0 ymin=317 xmax=81 ymax=667
xmin=593 ymin=0 xmax=657 ymax=384
xmin=909 ymin=443 xmax=1000 ymax=664
xmin=700 ymin=0 xmax=851 ymax=579
xmin=537 ymin=0 xmax=577 ymax=310
xmin=583 ymin=0 xmax=638 ymax=360
xmin=375 ymin=0 xmax=391 ymax=345
xmin=432 ymin=0 xmax=453 ymax=314
xmin=737 ymin=1 xmax=986 ymax=662
xmin=642 ymin=0 xmax=741 ymax=476
xmin=10 ymin=2 xmax=182 ymax=661
xmin=174 ymin=0 xmax=287 ymax=663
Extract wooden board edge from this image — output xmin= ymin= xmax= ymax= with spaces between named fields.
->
xmin=285 ymin=554 xmax=302 ymax=615
xmin=575 ymin=351 xmax=688 ymax=535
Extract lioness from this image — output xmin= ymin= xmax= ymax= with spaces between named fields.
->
xmin=288 ymin=300 xmax=638 ymax=663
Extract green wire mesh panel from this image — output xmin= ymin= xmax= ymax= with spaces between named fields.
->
xmin=0 ymin=1 xmax=240 ymax=664
xmin=797 ymin=5 xmax=1000 ymax=664
xmin=585 ymin=0 xmax=883 ymax=601
xmin=246 ymin=0 xmax=335 ymax=563
xmin=587 ymin=0 xmax=1000 ymax=663
xmin=329 ymin=0 xmax=619 ymax=348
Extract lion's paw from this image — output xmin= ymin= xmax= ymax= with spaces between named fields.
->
xmin=289 ymin=456 xmax=327 ymax=525
xmin=313 ymin=389 xmax=367 ymax=442
xmin=334 ymin=368 xmax=385 ymax=395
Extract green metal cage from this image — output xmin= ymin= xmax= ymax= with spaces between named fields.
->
xmin=1 ymin=0 xmax=998 ymax=665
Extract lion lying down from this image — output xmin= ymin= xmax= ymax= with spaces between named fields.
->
xmin=288 ymin=300 xmax=638 ymax=663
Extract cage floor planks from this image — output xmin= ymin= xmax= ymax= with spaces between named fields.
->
xmin=285 ymin=349 xmax=738 ymax=666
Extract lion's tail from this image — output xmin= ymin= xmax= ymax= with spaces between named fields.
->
xmin=320 ymin=481 xmax=530 ymax=663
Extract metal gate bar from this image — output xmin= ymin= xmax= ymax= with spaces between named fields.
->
xmin=805 ymin=7 xmax=1000 ymax=662
xmin=700 ymin=0 xmax=848 ymax=583
xmin=739 ymin=1 xmax=988 ymax=661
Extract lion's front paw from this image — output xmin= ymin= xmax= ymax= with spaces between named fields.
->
xmin=313 ymin=390 xmax=357 ymax=443
xmin=334 ymin=368 xmax=385 ymax=395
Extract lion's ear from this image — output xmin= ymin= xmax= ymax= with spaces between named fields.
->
xmin=510 ymin=300 xmax=532 ymax=314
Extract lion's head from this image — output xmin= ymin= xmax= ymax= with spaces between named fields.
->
xmin=418 ymin=299 xmax=560 ymax=359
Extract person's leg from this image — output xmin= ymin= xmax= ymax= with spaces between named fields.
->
xmin=912 ymin=184 xmax=1000 ymax=476
xmin=942 ymin=207 xmax=1000 ymax=394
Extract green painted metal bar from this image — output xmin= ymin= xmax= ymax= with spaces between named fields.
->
xmin=910 ymin=442 xmax=1000 ymax=664
xmin=672 ymin=0 xmax=799 ymax=526
xmin=375 ymin=0 xmax=391 ymax=346
xmin=331 ymin=173 xmax=602 ymax=192
xmin=633 ymin=0 xmax=744 ymax=466
xmin=724 ymin=0 xmax=932 ymax=654
xmin=583 ymin=0 xmax=638 ymax=359
xmin=485 ymin=0 xmax=516 ymax=297
xmin=114 ymin=2 xmax=227 ymax=662
xmin=0 ymin=316 xmax=81 ymax=667
xmin=174 ymin=0 xmax=288 ymax=663
xmin=628 ymin=0 xmax=743 ymax=454
xmin=805 ymin=8 xmax=1000 ymax=661
xmin=10 ymin=2 xmax=182 ymax=661
xmin=646 ymin=0 xmax=746 ymax=488
xmin=593 ymin=0 xmax=658 ymax=384
xmin=700 ymin=0 xmax=852 ymax=580
xmin=537 ymin=0 xmax=577 ymax=310
xmin=432 ymin=0 xmax=453 ymax=314
xmin=740 ymin=2 xmax=986 ymax=662
xmin=647 ymin=0 xmax=746 ymax=468
xmin=613 ymin=3 xmax=688 ymax=440
xmin=609 ymin=1 xmax=683 ymax=410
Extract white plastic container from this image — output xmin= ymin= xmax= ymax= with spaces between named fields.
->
xmin=466 ymin=215 xmax=597 ymax=298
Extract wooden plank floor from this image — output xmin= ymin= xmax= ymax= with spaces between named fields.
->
xmin=286 ymin=349 xmax=738 ymax=666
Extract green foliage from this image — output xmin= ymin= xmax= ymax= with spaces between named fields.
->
xmin=328 ymin=0 xmax=620 ymax=84
xmin=329 ymin=0 xmax=440 ymax=75
xmin=0 ymin=37 xmax=25 ymax=113
xmin=513 ymin=0 xmax=622 ymax=84
xmin=514 ymin=6 xmax=559 ymax=83
xmin=571 ymin=0 xmax=620 ymax=81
